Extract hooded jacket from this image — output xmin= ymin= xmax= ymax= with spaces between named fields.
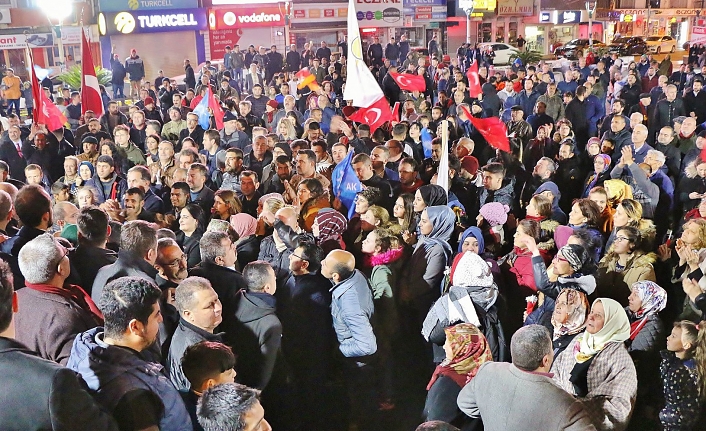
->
xmin=231 ymin=290 xmax=282 ymax=390
xmin=534 ymin=181 xmax=568 ymax=224
xmin=481 ymin=83 xmax=502 ymax=118
xmin=596 ymin=252 xmax=657 ymax=307
xmin=330 ymin=269 xmax=377 ymax=358
xmin=66 ymin=327 xmax=192 ymax=431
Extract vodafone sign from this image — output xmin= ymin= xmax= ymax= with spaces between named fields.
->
xmin=209 ymin=6 xmax=285 ymax=29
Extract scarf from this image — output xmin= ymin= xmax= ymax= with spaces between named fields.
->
xmin=559 ymin=244 xmax=589 ymax=273
xmin=26 ymin=282 xmax=103 ymax=325
xmin=422 ymin=283 xmax=499 ymax=341
xmin=574 ymin=298 xmax=630 ymax=363
xmin=315 ymin=208 xmax=347 ymax=243
xmin=551 ymin=288 xmax=589 ymax=339
xmin=230 ymin=213 xmax=257 ymax=238
xmin=419 ymin=184 xmax=448 ymax=207
xmin=427 ymin=323 xmax=493 ymax=389
xmin=458 ymin=226 xmax=485 ymax=254
xmin=417 ymin=206 xmax=456 ymax=264
xmin=628 ymin=281 xmax=667 ymax=340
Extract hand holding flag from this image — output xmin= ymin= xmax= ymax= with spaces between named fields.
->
xmin=331 ymin=150 xmax=363 ymax=218
xmin=460 ymin=105 xmax=510 ymax=153
xmin=389 ymin=71 xmax=426 ymax=92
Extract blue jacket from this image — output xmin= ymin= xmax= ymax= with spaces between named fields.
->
xmin=516 ymin=89 xmax=540 ymax=119
xmin=330 ymin=269 xmax=377 ymax=358
xmin=584 ymin=94 xmax=603 ymax=135
xmin=66 ymin=327 xmax=192 ymax=431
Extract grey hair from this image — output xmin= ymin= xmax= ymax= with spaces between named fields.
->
xmin=538 ymin=156 xmax=557 ymax=174
xmin=197 ymin=383 xmax=261 ymax=431
xmin=18 ymin=234 xmax=63 ymax=284
xmin=510 ymin=324 xmax=552 ymax=371
xmin=647 ymin=149 xmax=666 ymax=166
xmin=53 ymin=201 xmax=77 ymax=223
xmin=175 ymin=276 xmax=213 ymax=314
xmin=242 ymin=261 xmax=273 ymax=293
xmin=199 ymin=231 xmax=229 ymax=264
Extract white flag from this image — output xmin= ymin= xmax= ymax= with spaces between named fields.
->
xmin=343 ymin=0 xmax=385 ymax=108
xmin=437 ymin=120 xmax=449 ymax=192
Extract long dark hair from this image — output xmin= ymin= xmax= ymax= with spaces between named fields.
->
xmin=397 ymin=193 xmax=416 ymax=231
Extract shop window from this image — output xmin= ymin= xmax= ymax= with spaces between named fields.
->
xmin=508 ymin=22 xmax=518 ymax=45
xmin=481 ymin=23 xmax=492 ymax=43
xmin=496 ymin=25 xmax=505 ymax=42
xmin=617 ymin=0 xmax=635 ymax=7
xmin=649 ymin=0 xmax=660 ymax=7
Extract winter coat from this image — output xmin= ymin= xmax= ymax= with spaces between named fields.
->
xmin=367 ymin=248 xmax=403 ymax=346
xmin=175 ymin=230 xmax=203 ymax=269
xmin=189 ymin=261 xmax=246 ymax=340
xmin=596 ymin=252 xmax=657 ymax=307
xmin=552 ymin=338 xmax=638 ymax=431
xmin=232 ymin=290 xmax=282 ymax=390
xmin=537 ymin=92 xmax=565 ymax=122
xmin=15 ymin=287 xmax=101 ymax=366
xmin=167 ymin=319 xmax=223 ymax=391
xmin=652 ymin=98 xmax=686 ymax=137
xmin=557 ymin=156 xmax=586 ymax=213
xmin=603 ymin=129 xmax=633 ymax=164
xmin=481 ymin=83 xmax=502 ymax=118
xmin=331 ymin=269 xmax=377 ymax=358
xmin=124 ymin=55 xmax=145 ymax=81
xmin=91 ymin=251 xmax=159 ymax=303
xmin=258 ymin=235 xmax=294 ymax=289
xmin=66 ymin=327 xmax=193 ymax=431
xmin=610 ymin=163 xmax=660 ymax=219
xmin=517 ymin=90 xmax=540 ymax=119
xmin=478 ymin=177 xmax=516 ymax=212
xmin=659 ymin=350 xmax=703 ymax=431
xmin=0 ymin=337 xmax=119 ymax=431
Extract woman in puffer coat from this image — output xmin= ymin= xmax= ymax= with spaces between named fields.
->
xmin=625 ymin=281 xmax=668 ymax=431
xmin=422 ymin=251 xmax=508 ymax=363
xmin=596 ymin=226 xmax=657 ymax=307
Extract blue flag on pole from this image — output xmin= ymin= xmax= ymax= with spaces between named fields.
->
xmin=192 ymin=89 xmax=211 ymax=130
xmin=421 ymin=127 xmax=433 ymax=158
xmin=331 ymin=150 xmax=363 ymax=219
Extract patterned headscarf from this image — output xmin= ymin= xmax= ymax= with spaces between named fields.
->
xmin=427 ymin=323 xmax=493 ymax=390
xmin=558 ymin=244 xmax=590 ymax=273
xmin=229 ymin=213 xmax=257 ymax=238
xmin=315 ymin=208 xmax=347 ymax=243
xmin=551 ymin=288 xmax=590 ymax=339
xmin=258 ymin=193 xmax=285 ymax=207
xmin=630 ymin=281 xmax=667 ymax=320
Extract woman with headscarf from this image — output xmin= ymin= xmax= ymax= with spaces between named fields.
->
xmin=230 ymin=213 xmax=260 ymax=270
xmin=583 ymin=154 xmax=612 ymax=198
xmin=458 ymin=226 xmax=501 ymax=283
xmin=551 ymin=288 xmax=590 ymax=357
xmin=423 ymin=323 xmax=491 ymax=431
xmin=415 ymin=184 xmax=449 ymax=212
xmin=551 ymin=298 xmax=638 ymax=431
xmin=400 ymin=206 xmax=457 ymax=339
xmin=423 ymin=251 xmax=507 ymax=363
xmin=312 ymin=208 xmax=347 ymax=256
xmin=533 ymin=181 xmax=567 ymax=225
xmin=625 ymin=280 xmax=668 ymax=431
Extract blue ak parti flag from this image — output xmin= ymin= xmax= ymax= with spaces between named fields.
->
xmin=331 ymin=149 xmax=363 ymax=219
xmin=192 ymin=89 xmax=211 ymax=130
xmin=421 ymin=127 xmax=433 ymax=158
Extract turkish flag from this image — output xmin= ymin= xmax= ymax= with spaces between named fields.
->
xmin=389 ymin=71 xmax=426 ymax=92
xmin=26 ymin=48 xmax=44 ymax=124
xmin=392 ymin=101 xmax=400 ymax=122
xmin=207 ymin=88 xmax=225 ymax=130
xmin=466 ymin=61 xmax=482 ymax=98
xmin=81 ymin=29 xmax=103 ymax=117
xmin=461 ymin=106 xmax=510 ymax=153
xmin=349 ymin=96 xmax=392 ymax=134
xmin=38 ymin=88 xmax=68 ymax=132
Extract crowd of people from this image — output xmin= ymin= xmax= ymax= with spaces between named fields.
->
xmin=0 ymin=36 xmax=705 ymax=431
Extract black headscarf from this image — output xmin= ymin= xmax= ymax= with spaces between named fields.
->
xmin=419 ymin=184 xmax=448 ymax=207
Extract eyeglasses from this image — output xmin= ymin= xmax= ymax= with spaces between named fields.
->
xmin=291 ymin=253 xmax=307 ymax=262
xmin=554 ymin=255 xmax=568 ymax=262
xmin=163 ymin=254 xmax=187 ymax=268
xmin=614 ymin=236 xmax=630 ymax=243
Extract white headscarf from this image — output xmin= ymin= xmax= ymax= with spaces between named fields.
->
xmin=574 ymin=298 xmax=630 ymax=363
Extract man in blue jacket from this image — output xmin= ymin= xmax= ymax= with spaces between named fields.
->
xmin=321 ymin=249 xmax=377 ymax=430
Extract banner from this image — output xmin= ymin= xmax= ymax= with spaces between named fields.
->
xmin=498 ymin=0 xmax=533 ymax=16
xmin=98 ymin=8 xmax=207 ymax=36
xmin=331 ymin=150 xmax=363 ymax=219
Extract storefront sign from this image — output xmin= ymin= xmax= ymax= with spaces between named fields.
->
xmin=0 ymin=27 xmax=96 ymax=50
xmin=557 ymin=10 xmax=580 ymax=23
xmin=404 ymin=0 xmax=445 ymax=4
xmin=540 ymin=11 xmax=551 ymax=22
xmin=498 ymin=0 xmax=533 ymax=16
xmin=595 ymin=9 xmax=645 ymax=20
xmin=98 ymin=8 xmax=207 ymax=35
xmin=208 ymin=6 xmax=285 ymax=30
xmin=292 ymin=3 xmax=348 ymax=23
xmin=98 ymin=0 xmax=199 ymax=13
xmin=650 ymin=9 xmax=700 ymax=16
xmin=355 ymin=0 xmax=403 ymax=27
xmin=209 ymin=28 xmax=242 ymax=60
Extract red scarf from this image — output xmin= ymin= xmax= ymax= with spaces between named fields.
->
xmin=524 ymin=215 xmax=544 ymax=222
xmin=427 ymin=364 xmax=469 ymax=389
xmin=25 ymin=282 xmax=103 ymax=325
xmin=629 ymin=317 xmax=649 ymax=341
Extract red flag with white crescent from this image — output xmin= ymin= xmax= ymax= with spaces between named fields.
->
xmin=348 ymin=96 xmax=392 ymax=134
xmin=466 ymin=61 xmax=482 ymax=98
xmin=392 ymin=101 xmax=400 ymax=122
xmin=81 ymin=29 xmax=103 ymax=117
xmin=461 ymin=105 xmax=510 ymax=153
xmin=39 ymin=88 xmax=68 ymax=132
xmin=26 ymin=47 xmax=44 ymax=124
xmin=389 ymin=71 xmax=426 ymax=92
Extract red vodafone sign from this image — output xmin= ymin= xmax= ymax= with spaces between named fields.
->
xmin=209 ymin=6 xmax=285 ymax=30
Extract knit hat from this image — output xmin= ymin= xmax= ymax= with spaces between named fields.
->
xmin=639 ymin=93 xmax=651 ymax=100
xmin=479 ymin=202 xmax=509 ymax=227
xmin=82 ymin=135 xmax=98 ymax=145
xmin=266 ymin=99 xmax=279 ymax=110
xmin=460 ymin=156 xmax=479 ymax=177
xmin=223 ymin=111 xmax=238 ymax=122
xmin=450 ymin=251 xmax=494 ymax=288
xmin=558 ymin=244 xmax=590 ymax=272
xmin=554 ymin=225 xmax=574 ymax=249
xmin=587 ymin=137 xmax=600 ymax=149
xmin=60 ymin=223 xmax=79 ymax=246
xmin=274 ymin=142 xmax=292 ymax=158
xmin=144 ymin=96 xmax=154 ymax=106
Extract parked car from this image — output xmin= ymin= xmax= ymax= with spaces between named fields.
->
xmin=553 ymin=39 xmax=606 ymax=59
xmin=646 ymin=35 xmax=676 ymax=54
xmin=478 ymin=42 xmax=518 ymax=65
xmin=608 ymin=37 xmax=648 ymax=56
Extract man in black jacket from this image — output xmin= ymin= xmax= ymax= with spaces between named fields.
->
xmin=651 ymin=84 xmax=686 ymax=140
xmin=367 ymin=37 xmax=384 ymax=67
xmin=167 ymin=276 xmax=223 ymax=391
xmin=285 ymin=44 xmax=301 ymax=72
xmin=68 ymin=206 xmax=117 ymax=293
xmin=0 ymin=260 xmax=118 ymax=431
xmin=190 ymin=231 xmax=247 ymax=342
xmin=184 ymin=59 xmax=196 ymax=91
xmin=0 ymin=125 xmax=27 ymax=182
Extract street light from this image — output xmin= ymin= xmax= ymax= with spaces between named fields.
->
xmin=36 ymin=0 xmax=73 ymax=70
xmin=586 ymin=1 xmax=597 ymax=50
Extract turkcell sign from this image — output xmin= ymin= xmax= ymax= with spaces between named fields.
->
xmin=98 ymin=8 xmax=207 ymax=35
xmin=98 ymin=0 xmax=198 ymax=13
